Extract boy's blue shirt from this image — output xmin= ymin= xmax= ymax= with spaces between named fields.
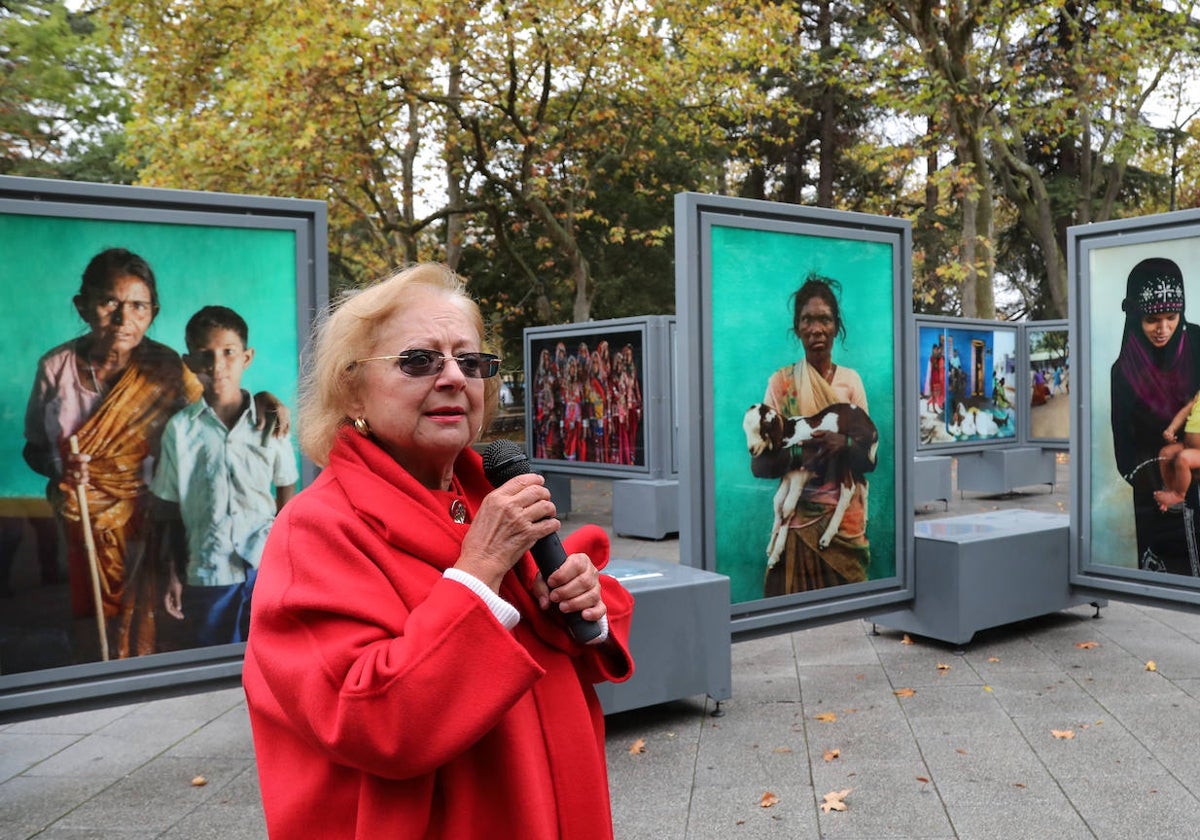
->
xmin=150 ymin=391 xmax=299 ymax=586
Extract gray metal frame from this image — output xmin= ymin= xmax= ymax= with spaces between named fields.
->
xmin=674 ymin=192 xmax=913 ymax=638
xmin=0 ymin=175 xmax=328 ymax=713
xmin=523 ymin=315 xmax=676 ymax=480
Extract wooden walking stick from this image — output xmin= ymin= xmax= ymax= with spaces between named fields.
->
xmin=69 ymin=435 xmax=109 ymax=662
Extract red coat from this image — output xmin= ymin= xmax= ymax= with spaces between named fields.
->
xmin=243 ymin=431 xmax=634 ymax=838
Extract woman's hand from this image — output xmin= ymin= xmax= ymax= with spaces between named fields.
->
xmin=531 ymin=552 xmax=607 ymax=622
xmin=63 ymin=450 xmax=92 ymax=487
xmin=253 ymin=391 xmax=291 ymax=438
xmin=456 ymin=474 xmax=560 ymax=593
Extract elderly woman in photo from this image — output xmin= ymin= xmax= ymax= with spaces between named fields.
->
xmin=749 ymin=273 xmax=877 ymax=596
xmin=24 ymin=248 xmax=288 ymax=658
xmin=243 ymin=263 xmax=634 ymax=838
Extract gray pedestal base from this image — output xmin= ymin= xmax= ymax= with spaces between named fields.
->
xmin=545 ymin=473 xmax=573 ymax=515
xmin=871 ymin=510 xmax=1103 ymax=645
xmin=957 ymin=447 xmax=1056 ymax=495
xmin=595 ymin=558 xmax=731 ymax=715
xmin=913 ymin=455 xmax=952 ymax=509
xmin=612 ymin=479 xmax=679 ymax=539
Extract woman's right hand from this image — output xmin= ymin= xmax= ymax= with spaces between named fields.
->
xmin=455 ymin=473 xmax=561 ymax=593
xmin=62 ymin=451 xmax=92 ymax=487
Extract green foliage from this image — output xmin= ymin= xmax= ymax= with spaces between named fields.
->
xmin=1 ymin=0 xmax=131 ymax=180
xmin=18 ymin=0 xmax=1198 ymax=327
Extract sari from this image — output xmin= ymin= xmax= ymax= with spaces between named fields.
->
xmin=58 ymin=340 xmax=202 ymax=657
xmin=761 ymin=360 xmax=873 ymax=597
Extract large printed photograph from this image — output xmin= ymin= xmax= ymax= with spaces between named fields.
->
xmin=528 ymin=328 xmax=645 ymax=468
xmin=0 ymin=208 xmax=303 ymax=675
xmin=916 ymin=321 xmax=1017 ymax=448
xmin=1027 ymin=324 xmax=1070 ymax=442
xmin=710 ymin=224 xmax=897 ymax=606
xmin=1088 ymin=234 xmax=1200 ymax=580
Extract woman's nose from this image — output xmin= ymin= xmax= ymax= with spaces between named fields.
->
xmin=436 ymin=357 xmax=469 ymax=386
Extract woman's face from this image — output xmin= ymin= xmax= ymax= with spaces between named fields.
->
xmin=349 ymin=288 xmax=486 ymax=489
xmin=798 ymin=295 xmax=837 ymax=360
xmin=80 ymin=274 xmax=156 ymax=356
xmin=1141 ymin=312 xmax=1181 ymax=349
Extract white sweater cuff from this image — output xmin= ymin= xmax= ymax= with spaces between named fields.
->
xmin=443 ymin=568 xmax=520 ymax=630
xmin=586 ymin=615 xmax=610 ymax=646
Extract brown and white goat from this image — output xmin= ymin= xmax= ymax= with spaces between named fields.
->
xmin=744 ymin=402 xmax=879 ymax=568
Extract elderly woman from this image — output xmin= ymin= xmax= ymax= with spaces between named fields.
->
xmin=750 ymin=273 xmax=877 ymax=596
xmin=24 ymin=247 xmax=287 ymax=658
xmin=243 ymin=263 xmax=635 ymax=839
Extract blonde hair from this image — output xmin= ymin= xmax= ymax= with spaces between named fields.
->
xmin=298 ymin=262 xmax=500 ymax=466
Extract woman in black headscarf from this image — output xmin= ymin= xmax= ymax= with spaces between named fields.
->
xmin=1111 ymin=257 xmax=1200 ymax=575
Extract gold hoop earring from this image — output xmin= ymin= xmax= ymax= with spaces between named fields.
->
xmin=353 ymin=416 xmax=371 ymax=437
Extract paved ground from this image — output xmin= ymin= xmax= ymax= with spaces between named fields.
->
xmin=7 ymin=456 xmax=1200 ymax=838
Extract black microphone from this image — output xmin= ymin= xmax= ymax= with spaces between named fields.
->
xmin=482 ymin=439 xmax=604 ymax=643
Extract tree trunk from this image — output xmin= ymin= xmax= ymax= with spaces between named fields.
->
xmin=816 ymin=0 xmax=835 ymax=208
xmin=444 ymin=45 xmax=465 ymax=269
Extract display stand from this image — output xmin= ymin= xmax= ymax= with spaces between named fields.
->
xmin=594 ymin=558 xmax=731 ymax=715
xmin=956 ymin=447 xmax=1056 ymax=496
xmin=870 ymin=510 xmax=1102 ymax=645
xmin=545 ymin=473 xmax=572 ymax=515
xmin=612 ymin=479 xmax=679 ymax=540
xmin=913 ymin=456 xmax=952 ymax=510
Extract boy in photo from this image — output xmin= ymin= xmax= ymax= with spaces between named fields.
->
xmin=151 ymin=305 xmax=298 ymax=647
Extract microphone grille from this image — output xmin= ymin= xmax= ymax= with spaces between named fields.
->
xmin=482 ymin=439 xmax=532 ymax=487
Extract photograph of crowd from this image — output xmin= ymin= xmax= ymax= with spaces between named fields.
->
xmin=528 ymin=330 xmax=645 ymax=466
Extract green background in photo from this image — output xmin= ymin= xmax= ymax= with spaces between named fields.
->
xmin=709 ymin=224 xmax=897 ymax=604
xmin=1 ymin=213 xmax=300 ymax=498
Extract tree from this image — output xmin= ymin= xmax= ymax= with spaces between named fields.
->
xmin=1 ymin=0 xmax=132 ymax=181
xmin=874 ymin=1 xmax=1200 ymax=319
xmin=106 ymin=0 xmax=801 ymax=320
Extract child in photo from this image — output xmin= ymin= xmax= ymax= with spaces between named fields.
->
xmin=151 ymin=305 xmax=298 ymax=647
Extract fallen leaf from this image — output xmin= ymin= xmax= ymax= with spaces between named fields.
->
xmin=956 ymin=748 xmax=968 ymax=755
xmin=894 ymin=687 xmax=916 ymax=698
xmin=1146 ymin=660 xmax=1157 ymax=672
xmin=628 ymin=738 xmax=646 ymax=755
xmin=1075 ymin=641 xmax=1100 ymax=650
xmin=936 ymin=662 xmax=952 ymax=672
xmin=1051 ymin=729 xmax=1075 ymax=740
xmin=773 ymin=746 xmax=793 ymax=754
xmin=916 ymin=776 xmax=930 ymax=784
xmin=760 ymin=791 xmax=780 ymax=808
xmin=191 ymin=776 xmax=207 ymax=787
xmin=814 ymin=712 xmax=838 ymax=723
xmin=901 ymin=634 xmax=914 ymax=645
xmin=988 ymin=656 xmax=1001 ymax=663
xmin=820 ymin=788 xmax=852 ymax=813
xmin=823 ymin=748 xmax=840 ymax=762
xmin=1013 ymin=782 xmax=1027 ymax=789
xmin=983 ymin=685 xmax=993 ymax=692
